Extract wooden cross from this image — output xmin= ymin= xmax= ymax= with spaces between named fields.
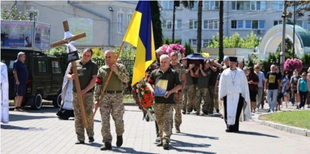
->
xmin=51 ymin=21 xmax=88 ymax=128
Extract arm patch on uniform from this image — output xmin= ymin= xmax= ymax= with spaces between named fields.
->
xmin=148 ymin=78 xmax=154 ymax=84
xmin=96 ymin=77 xmax=102 ymax=84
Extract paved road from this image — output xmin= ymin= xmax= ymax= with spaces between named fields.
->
xmin=1 ymin=105 xmax=309 ymax=154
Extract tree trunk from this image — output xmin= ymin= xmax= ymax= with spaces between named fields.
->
xmin=197 ymin=0 xmax=202 ymax=53
xmin=219 ymin=1 xmax=224 ymax=62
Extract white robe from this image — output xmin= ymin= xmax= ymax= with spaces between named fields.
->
xmin=0 ymin=62 xmax=9 ymax=123
xmin=219 ymin=68 xmax=251 ymax=124
xmin=61 ymin=63 xmax=73 ymax=110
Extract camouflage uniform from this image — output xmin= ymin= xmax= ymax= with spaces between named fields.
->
xmin=70 ymin=59 xmax=98 ymax=142
xmin=153 ymin=103 xmax=173 ymax=142
xmin=196 ymin=68 xmax=212 ymax=114
xmin=148 ymin=67 xmax=181 ymax=144
xmin=183 ymin=74 xmax=196 ymax=113
xmin=171 ymin=63 xmax=185 ymax=130
xmin=72 ymin=93 xmax=94 ymax=142
xmin=94 ymin=63 xmax=129 ymax=143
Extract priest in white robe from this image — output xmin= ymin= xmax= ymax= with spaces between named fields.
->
xmin=0 ymin=62 xmax=9 ymax=124
xmin=56 ymin=63 xmax=74 ymax=120
xmin=219 ymin=57 xmax=251 ymax=132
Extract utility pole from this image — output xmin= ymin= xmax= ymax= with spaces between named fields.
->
xmin=172 ymin=0 xmax=179 ymax=43
xmin=281 ymin=1 xmax=288 ymax=71
xmin=293 ymin=1 xmax=296 ymax=58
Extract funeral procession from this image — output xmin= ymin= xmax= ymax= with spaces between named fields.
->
xmin=1 ymin=1 xmax=310 ymax=154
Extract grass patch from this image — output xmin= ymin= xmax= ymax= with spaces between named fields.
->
xmin=259 ymin=110 xmax=310 ymax=130
xmin=123 ymin=94 xmax=134 ymax=103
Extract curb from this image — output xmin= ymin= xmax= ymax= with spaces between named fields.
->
xmin=253 ymin=114 xmax=310 ymax=137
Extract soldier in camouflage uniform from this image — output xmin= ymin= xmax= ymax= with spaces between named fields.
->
xmin=94 ymin=50 xmax=129 ymax=150
xmin=67 ymin=48 xmax=98 ymax=144
xmin=208 ymin=59 xmax=221 ymax=114
xmin=194 ymin=60 xmax=212 ymax=115
xmin=182 ymin=60 xmax=196 ymax=114
xmin=147 ymin=55 xmax=182 ymax=150
xmin=169 ymin=52 xmax=186 ymax=133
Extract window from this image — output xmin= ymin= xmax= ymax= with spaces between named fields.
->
xmin=117 ymin=13 xmax=124 ymax=34
xmin=127 ymin=13 xmax=132 ymax=26
xmin=176 ymin=20 xmax=182 ymax=30
xmin=232 ymin=1 xmax=266 ymax=11
xmin=189 ymin=39 xmax=197 ymax=47
xmin=203 ymin=1 xmax=219 ymax=10
xmin=38 ymin=61 xmax=47 ymax=73
xmin=274 ymin=20 xmax=283 ymax=25
xmin=273 ymin=1 xmax=283 ymax=10
xmin=232 ymin=20 xmax=265 ymax=29
xmin=237 ymin=20 xmax=243 ymax=29
xmin=203 ymin=20 xmax=219 ymax=30
xmin=189 ymin=20 xmax=198 ymax=29
xmin=231 ymin=20 xmax=237 ymax=29
xmin=297 ymin=20 xmax=309 ymax=30
xmin=259 ymin=20 xmax=265 ymax=29
xmin=245 ymin=20 xmax=252 ymax=29
xmin=52 ymin=61 xmax=61 ymax=74
xmin=202 ymin=39 xmax=211 ymax=47
xmin=192 ymin=1 xmax=198 ymax=10
xmin=160 ymin=0 xmax=173 ymax=10
xmin=162 ymin=19 xmax=181 ymax=30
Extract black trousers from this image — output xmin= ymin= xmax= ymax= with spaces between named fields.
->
xmin=223 ymin=94 xmax=244 ymax=131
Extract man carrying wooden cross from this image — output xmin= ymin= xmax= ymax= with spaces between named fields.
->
xmin=67 ymin=48 xmax=98 ymax=144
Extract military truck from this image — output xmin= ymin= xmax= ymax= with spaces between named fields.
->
xmin=1 ymin=49 xmax=64 ymax=109
xmin=1 ymin=20 xmax=64 ymax=109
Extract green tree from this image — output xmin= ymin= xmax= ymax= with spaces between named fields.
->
xmin=163 ymin=38 xmax=170 ymax=44
xmin=1 ymin=3 xmax=28 ymax=20
xmin=151 ymin=1 xmax=163 ymax=49
xmin=184 ymin=42 xmax=194 ymax=56
xmin=47 ymin=46 xmax=68 ymax=71
xmin=207 ymin=32 xmax=261 ymax=48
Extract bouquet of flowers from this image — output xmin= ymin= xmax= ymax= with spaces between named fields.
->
xmin=135 ymin=72 xmax=155 ymax=121
xmin=284 ymin=58 xmax=303 ymax=72
xmin=166 ymin=43 xmax=185 ymax=58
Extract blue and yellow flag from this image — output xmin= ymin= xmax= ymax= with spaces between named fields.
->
xmin=123 ymin=0 xmax=156 ymax=86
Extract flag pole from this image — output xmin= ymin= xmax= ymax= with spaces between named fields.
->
xmin=90 ymin=41 xmax=125 ymax=124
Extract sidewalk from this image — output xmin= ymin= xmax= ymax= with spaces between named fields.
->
xmin=1 ymin=104 xmax=310 ymax=154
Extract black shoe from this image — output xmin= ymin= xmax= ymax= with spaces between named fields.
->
xmin=163 ymin=142 xmax=169 ymax=150
xmin=116 ymin=135 xmax=123 ymax=147
xmin=75 ymin=141 xmax=85 ymax=144
xmin=225 ymin=128 xmax=233 ymax=133
xmin=100 ymin=142 xmax=112 ymax=150
xmin=163 ymin=140 xmax=169 ymax=150
xmin=196 ymin=112 xmax=200 ymax=115
xmin=157 ymin=141 xmax=163 ymax=146
xmin=216 ymin=109 xmax=219 ymax=113
xmin=182 ymin=111 xmax=186 ymax=114
xmin=89 ymin=137 xmax=94 ymax=143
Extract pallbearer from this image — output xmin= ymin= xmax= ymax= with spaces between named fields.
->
xmin=218 ymin=56 xmax=251 ymax=132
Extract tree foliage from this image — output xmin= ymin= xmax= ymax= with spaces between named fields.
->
xmin=151 ymin=1 xmax=163 ymax=49
xmin=184 ymin=42 xmax=194 ymax=56
xmin=1 ymin=4 xmax=29 ymax=20
xmin=207 ymin=32 xmax=261 ymax=49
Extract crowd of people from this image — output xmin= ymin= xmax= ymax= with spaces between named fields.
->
xmin=7 ymin=47 xmax=310 ymax=151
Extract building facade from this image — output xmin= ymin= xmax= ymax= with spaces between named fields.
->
xmin=2 ymin=1 xmax=310 ymax=52
xmin=159 ymin=1 xmax=310 ymax=48
xmin=1 ymin=1 xmax=137 ymax=50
